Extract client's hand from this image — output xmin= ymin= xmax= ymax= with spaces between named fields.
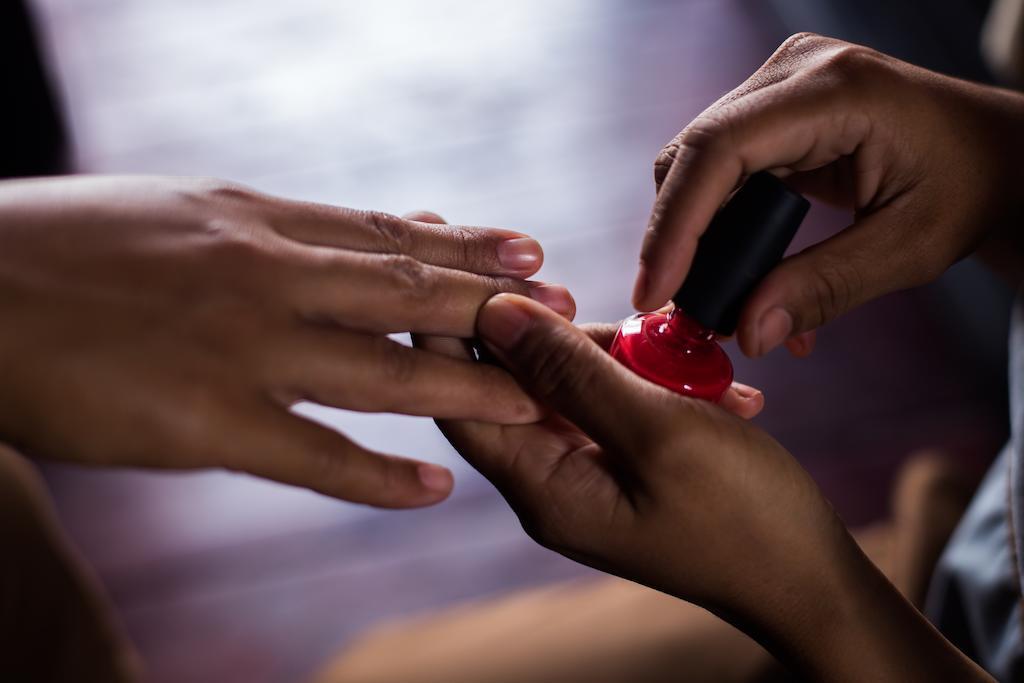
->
xmin=420 ymin=293 xmax=992 ymax=682
xmin=0 ymin=176 xmax=573 ymax=507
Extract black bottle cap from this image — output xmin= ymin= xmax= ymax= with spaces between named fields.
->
xmin=672 ymin=172 xmax=810 ymax=335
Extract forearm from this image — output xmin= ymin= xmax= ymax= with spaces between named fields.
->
xmin=739 ymin=523 xmax=993 ymax=682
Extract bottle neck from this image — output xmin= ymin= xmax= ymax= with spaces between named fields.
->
xmin=666 ymin=308 xmax=717 ymax=342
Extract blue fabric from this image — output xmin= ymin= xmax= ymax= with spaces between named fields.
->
xmin=926 ymin=295 xmax=1024 ymax=681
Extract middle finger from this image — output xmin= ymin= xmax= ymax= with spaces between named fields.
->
xmin=265 ymin=326 xmax=543 ymax=424
xmin=285 ymin=248 xmax=574 ymax=336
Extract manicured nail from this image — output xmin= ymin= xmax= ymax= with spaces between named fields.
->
xmin=478 ymin=295 xmax=533 ymax=350
xmin=631 ymin=263 xmax=649 ymax=308
xmin=528 ymin=284 xmax=575 ymax=318
xmin=417 ymin=463 xmax=453 ymax=493
xmin=497 ymin=238 xmax=543 ymax=273
xmin=756 ymin=307 xmax=793 ymax=356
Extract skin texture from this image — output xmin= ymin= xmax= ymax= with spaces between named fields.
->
xmin=0 ymin=176 xmax=576 ymax=508
xmin=635 ymin=32 xmax=1024 ymax=358
xmin=420 ymin=294 xmax=992 ymax=682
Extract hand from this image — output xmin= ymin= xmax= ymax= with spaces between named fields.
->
xmin=422 ymin=294 xmax=992 ymax=681
xmin=573 ymin=319 xmax=766 ymax=419
xmin=635 ymin=33 xmax=1024 ymax=358
xmin=0 ymin=175 xmax=574 ymax=508
xmin=407 ymin=212 xmax=765 ymax=419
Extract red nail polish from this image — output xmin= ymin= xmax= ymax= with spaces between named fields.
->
xmin=612 ymin=172 xmax=810 ymax=401
xmin=611 ymin=308 xmax=733 ymax=401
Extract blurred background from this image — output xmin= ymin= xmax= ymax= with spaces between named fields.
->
xmin=3 ymin=0 xmax=1019 ymax=680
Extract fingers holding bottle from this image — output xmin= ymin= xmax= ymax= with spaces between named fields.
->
xmin=638 ymin=33 xmax=1024 ymax=357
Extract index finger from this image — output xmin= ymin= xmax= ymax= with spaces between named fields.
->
xmin=633 ymin=53 xmax=873 ymax=311
xmin=270 ymin=202 xmax=545 ymax=278
xmin=287 ymin=248 xmax=575 ymax=336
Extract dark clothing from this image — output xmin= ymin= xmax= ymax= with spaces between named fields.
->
xmin=1 ymin=0 xmax=68 ymax=178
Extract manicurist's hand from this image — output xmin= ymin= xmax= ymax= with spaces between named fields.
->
xmin=0 ymin=175 xmax=574 ymax=508
xmin=422 ymin=294 xmax=993 ymax=682
xmin=637 ymin=33 xmax=1024 ymax=358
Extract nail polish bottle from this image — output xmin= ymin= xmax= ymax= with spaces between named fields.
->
xmin=611 ymin=172 xmax=810 ymax=401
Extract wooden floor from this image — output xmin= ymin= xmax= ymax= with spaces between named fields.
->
xmin=25 ymin=1 xmax=1009 ymax=681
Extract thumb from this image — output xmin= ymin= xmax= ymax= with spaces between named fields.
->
xmin=477 ymin=294 xmax=665 ymax=451
xmin=736 ymin=209 xmax=926 ymax=357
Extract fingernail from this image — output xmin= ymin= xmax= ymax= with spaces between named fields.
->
xmin=528 ymin=284 xmax=575 ymax=318
xmin=497 ymin=238 xmax=543 ymax=273
xmin=631 ymin=263 xmax=649 ymax=308
xmin=417 ymin=463 xmax=453 ymax=493
xmin=478 ymin=295 xmax=533 ymax=351
xmin=756 ymin=307 xmax=793 ymax=356
xmin=785 ymin=334 xmax=812 ymax=358
xmin=730 ymin=381 xmax=762 ymax=400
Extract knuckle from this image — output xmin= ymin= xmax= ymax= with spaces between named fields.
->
xmin=777 ymin=31 xmax=823 ymax=56
xmin=363 ymin=210 xmax=411 ymax=254
xmin=483 ymin=274 xmax=522 ymax=297
xmin=802 ymin=256 xmax=864 ymax=328
xmin=811 ymin=43 xmax=883 ymax=86
xmin=653 ymin=134 xmax=684 ymax=187
xmin=678 ymin=116 xmax=732 ymax=156
xmin=753 ymin=33 xmax=826 ymax=84
xmin=771 ymin=33 xmax=842 ymax=71
xmin=206 ymin=182 xmax=262 ymax=204
xmin=180 ymin=178 xmax=264 ymax=207
xmin=517 ymin=330 xmax=595 ymax=404
xmin=202 ymin=223 xmax=272 ymax=273
xmin=172 ymin=381 xmax=229 ymax=452
xmin=376 ymin=338 xmax=419 ymax=385
xmin=306 ymin=443 xmax=347 ymax=492
xmin=383 ymin=253 xmax=434 ymax=298
xmin=650 ymin=117 xmax=732 ymax=197
xmin=447 ymin=225 xmax=479 ymax=267
xmin=674 ymin=115 xmax=739 ymax=173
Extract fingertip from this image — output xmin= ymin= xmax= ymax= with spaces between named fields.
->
xmin=417 ymin=463 xmax=454 ymax=498
xmin=359 ymin=458 xmax=454 ymax=509
xmin=478 ymin=293 xmax=536 ymax=351
xmin=751 ymin=307 xmax=793 ymax=357
xmin=632 ymin=256 xmax=686 ymax=313
xmin=528 ymin=283 xmax=575 ymax=319
xmin=497 ymin=237 xmax=544 ymax=276
xmin=785 ymin=330 xmax=816 ymax=358
xmin=720 ymin=382 xmax=765 ymax=419
xmin=736 ymin=320 xmax=759 ymax=358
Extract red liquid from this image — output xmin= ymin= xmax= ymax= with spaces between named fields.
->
xmin=609 ymin=309 xmax=733 ymax=402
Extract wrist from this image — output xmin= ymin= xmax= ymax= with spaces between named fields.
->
xmin=726 ymin=515 xmax=992 ymax=682
xmin=969 ymin=84 xmax=1024 ymax=282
